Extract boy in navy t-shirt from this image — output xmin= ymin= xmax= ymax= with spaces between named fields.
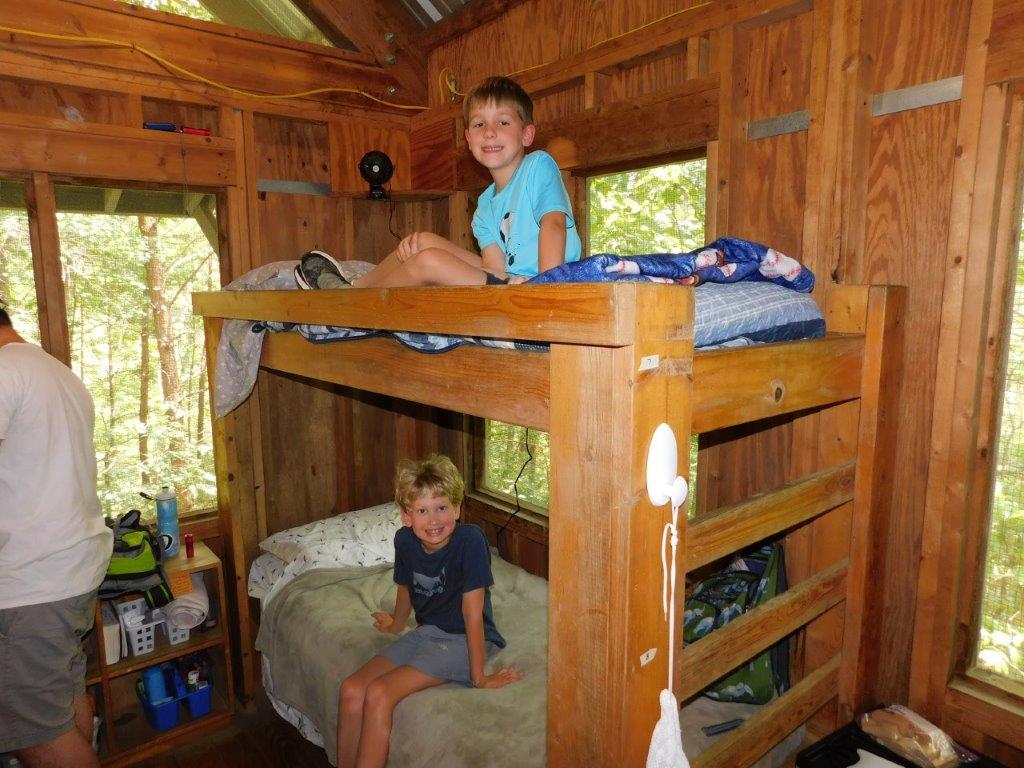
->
xmin=336 ymin=455 xmax=521 ymax=768
xmin=296 ymin=76 xmax=581 ymax=290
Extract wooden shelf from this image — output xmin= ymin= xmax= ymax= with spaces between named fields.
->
xmin=89 ymin=539 xmax=235 ymax=766
xmin=103 ymin=628 xmax=224 ymax=680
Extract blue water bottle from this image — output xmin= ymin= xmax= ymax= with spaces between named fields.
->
xmin=155 ymin=486 xmax=179 ymax=557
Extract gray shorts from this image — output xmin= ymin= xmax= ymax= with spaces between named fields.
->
xmin=381 ymin=624 xmax=499 ymax=686
xmin=0 ymin=592 xmax=97 ymax=753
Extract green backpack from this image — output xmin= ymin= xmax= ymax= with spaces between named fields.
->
xmin=98 ymin=510 xmax=173 ymax=608
xmin=683 ymin=542 xmax=790 ymax=704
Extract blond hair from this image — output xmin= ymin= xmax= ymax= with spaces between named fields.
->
xmin=463 ymin=76 xmax=534 ymax=126
xmin=395 ymin=455 xmax=465 ymax=509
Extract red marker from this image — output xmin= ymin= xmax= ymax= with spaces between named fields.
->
xmin=181 ymin=126 xmax=211 ymax=136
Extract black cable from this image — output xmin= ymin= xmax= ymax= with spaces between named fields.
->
xmin=386 ymin=185 xmax=400 ymax=241
xmin=495 ymin=428 xmax=533 ymax=542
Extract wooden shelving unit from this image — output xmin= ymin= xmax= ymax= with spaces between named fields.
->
xmin=90 ymin=542 xmax=235 ymax=767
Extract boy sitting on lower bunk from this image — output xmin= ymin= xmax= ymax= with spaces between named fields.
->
xmin=296 ymin=76 xmax=582 ymax=290
xmin=336 ymin=455 xmax=522 ymax=768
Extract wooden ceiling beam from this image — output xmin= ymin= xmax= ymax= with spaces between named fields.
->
xmin=415 ymin=0 xmax=533 ymax=51
xmin=295 ymin=0 xmax=427 ymax=104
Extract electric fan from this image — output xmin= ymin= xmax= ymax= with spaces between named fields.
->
xmin=358 ymin=150 xmax=394 ymax=200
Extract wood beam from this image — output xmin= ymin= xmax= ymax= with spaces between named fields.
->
xmin=689 ymin=335 xmax=865 ymax=433
xmin=686 ymin=462 xmax=856 ymax=570
xmin=678 ymin=561 xmax=848 ymax=702
xmin=691 ymin=654 xmax=841 ymax=768
xmin=0 ymin=112 xmax=235 ymax=187
xmin=259 ymin=334 xmax=549 ymax=431
xmin=193 ymin=283 xmax=640 ymax=345
xmin=415 ymin=0 xmax=533 ymax=50
xmin=25 ymin=172 xmax=70 ymax=365
xmin=294 ymin=0 xmax=427 ymax=104
xmin=0 ymin=0 xmax=404 ymax=110
xmin=194 ymin=196 xmax=220 ymax=252
xmin=548 ymin=284 xmax=692 ymax=767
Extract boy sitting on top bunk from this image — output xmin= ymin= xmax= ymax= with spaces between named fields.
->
xmin=294 ymin=75 xmax=583 ymax=290
xmin=336 ymin=455 xmax=521 ymax=768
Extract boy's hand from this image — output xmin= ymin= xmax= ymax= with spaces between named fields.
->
xmin=396 ymin=232 xmax=423 ymax=263
xmin=372 ymin=611 xmax=399 ymax=633
xmin=507 ymin=275 xmax=529 ymax=285
xmin=473 ymin=666 xmax=524 ymax=689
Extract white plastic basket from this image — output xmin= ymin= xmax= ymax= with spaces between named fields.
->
xmin=160 ymin=617 xmax=190 ymax=645
xmin=115 ymin=598 xmax=163 ymax=657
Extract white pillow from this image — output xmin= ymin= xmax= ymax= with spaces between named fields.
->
xmin=259 ymin=501 xmax=401 ymax=565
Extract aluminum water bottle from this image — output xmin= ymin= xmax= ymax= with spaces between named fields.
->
xmin=155 ymin=486 xmax=179 ymax=557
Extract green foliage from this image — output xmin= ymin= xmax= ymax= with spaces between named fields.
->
xmin=978 ymin=247 xmax=1024 ymax=685
xmin=57 ymin=207 xmax=219 ymax=520
xmin=1 ymin=192 xmax=218 ymax=522
xmin=120 ymin=0 xmax=216 ymax=21
xmin=480 ymin=159 xmax=707 ymax=513
xmin=589 ymin=159 xmax=707 ymax=255
xmin=0 ymin=194 xmax=41 ymax=346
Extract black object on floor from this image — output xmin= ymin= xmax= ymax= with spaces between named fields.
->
xmin=796 ymin=722 xmax=1008 ymax=768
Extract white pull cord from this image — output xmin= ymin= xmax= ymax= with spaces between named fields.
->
xmin=662 ymin=498 xmax=681 ymax=694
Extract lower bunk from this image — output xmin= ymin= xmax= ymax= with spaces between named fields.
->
xmin=249 ymin=504 xmax=804 ymax=768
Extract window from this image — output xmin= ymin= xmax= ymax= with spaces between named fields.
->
xmin=54 ymin=184 xmax=220 ymax=520
xmin=977 ymin=221 xmax=1024 ymax=688
xmin=120 ymin=0 xmax=353 ymax=50
xmin=476 ymin=158 xmax=708 ymax=515
xmin=0 ymin=180 xmax=41 ymax=345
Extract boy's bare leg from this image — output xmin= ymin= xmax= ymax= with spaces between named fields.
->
xmin=355 ymin=248 xmax=490 ymax=288
xmin=16 ymin=698 xmax=100 ymax=768
xmin=355 ymin=666 xmax=444 ymax=768
xmin=354 ymin=233 xmax=485 ymax=288
xmin=338 ymin=656 xmax=397 ymax=768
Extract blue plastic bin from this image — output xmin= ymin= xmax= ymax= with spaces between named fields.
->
xmin=183 ymin=682 xmax=212 ymax=717
xmin=136 ymin=665 xmax=181 ymax=732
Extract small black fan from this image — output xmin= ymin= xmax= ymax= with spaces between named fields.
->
xmin=358 ymin=150 xmax=394 ymax=200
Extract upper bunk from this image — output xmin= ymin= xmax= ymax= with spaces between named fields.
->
xmin=192 ymin=281 xmax=882 ymax=436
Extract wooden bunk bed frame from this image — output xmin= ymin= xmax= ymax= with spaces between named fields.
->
xmin=194 ymin=280 xmax=904 ymax=768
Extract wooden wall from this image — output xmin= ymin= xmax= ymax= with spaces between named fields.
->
xmin=424 ymin=0 xmax=1018 ymax=759
xmin=5 ymin=0 xmax=1023 ymax=759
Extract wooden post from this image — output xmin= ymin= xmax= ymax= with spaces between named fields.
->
xmin=547 ymin=284 xmax=692 ymax=767
xmin=835 ymin=285 xmax=906 ymax=720
xmin=25 ymin=172 xmax=70 ymax=364
xmin=203 ymin=316 xmax=263 ymax=702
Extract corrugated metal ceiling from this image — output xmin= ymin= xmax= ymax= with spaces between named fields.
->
xmin=395 ymin=0 xmax=469 ymax=28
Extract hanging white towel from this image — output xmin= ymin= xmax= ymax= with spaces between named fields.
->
xmin=165 ymin=573 xmax=209 ymax=629
xmin=647 ymin=689 xmax=690 ymax=768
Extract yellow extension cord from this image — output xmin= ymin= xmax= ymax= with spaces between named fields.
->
xmin=1 ymin=1 xmax=712 ymax=110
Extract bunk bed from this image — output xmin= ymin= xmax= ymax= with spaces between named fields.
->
xmin=193 ymin=280 xmax=904 ymax=768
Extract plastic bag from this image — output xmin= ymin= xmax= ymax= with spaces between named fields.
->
xmin=859 ymin=705 xmax=959 ymax=768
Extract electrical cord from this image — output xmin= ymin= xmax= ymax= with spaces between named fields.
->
xmin=0 ymin=23 xmax=427 ymax=110
xmin=495 ymin=428 xmax=534 ymax=542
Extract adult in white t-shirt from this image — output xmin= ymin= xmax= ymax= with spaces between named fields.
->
xmin=0 ymin=304 xmax=112 ymax=767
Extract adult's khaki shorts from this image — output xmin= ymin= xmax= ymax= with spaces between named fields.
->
xmin=0 ymin=592 xmax=97 ymax=753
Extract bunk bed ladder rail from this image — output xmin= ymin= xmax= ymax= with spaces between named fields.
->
xmin=680 ymin=285 xmax=905 ymax=768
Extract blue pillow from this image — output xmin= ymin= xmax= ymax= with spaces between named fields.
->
xmin=694 ymin=281 xmax=825 ymax=348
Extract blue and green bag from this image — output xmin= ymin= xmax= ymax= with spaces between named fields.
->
xmin=683 ymin=542 xmax=790 ymax=704
xmin=98 ymin=510 xmax=173 ymax=608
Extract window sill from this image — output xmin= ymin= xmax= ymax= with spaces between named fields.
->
xmin=945 ymin=675 xmax=1024 ymax=753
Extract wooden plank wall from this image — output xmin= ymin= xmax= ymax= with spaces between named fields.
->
xmin=425 ymin=0 xmax=1023 ymax=758
xmin=6 ymin=0 xmax=1024 ymax=757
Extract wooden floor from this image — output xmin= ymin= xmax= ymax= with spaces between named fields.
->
xmin=132 ymin=693 xmax=331 ymax=768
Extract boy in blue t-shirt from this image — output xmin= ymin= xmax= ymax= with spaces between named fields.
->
xmin=296 ymin=76 xmax=581 ymax=290
xmin=336 ymin=455 xmax=521 ymax=768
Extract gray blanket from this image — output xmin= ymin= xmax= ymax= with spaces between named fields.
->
xmin=256 ymin=558 xmax=549 ymax=767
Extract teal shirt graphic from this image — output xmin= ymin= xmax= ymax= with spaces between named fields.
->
xmin=472 ymin=151 xmax=582 ymax=278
